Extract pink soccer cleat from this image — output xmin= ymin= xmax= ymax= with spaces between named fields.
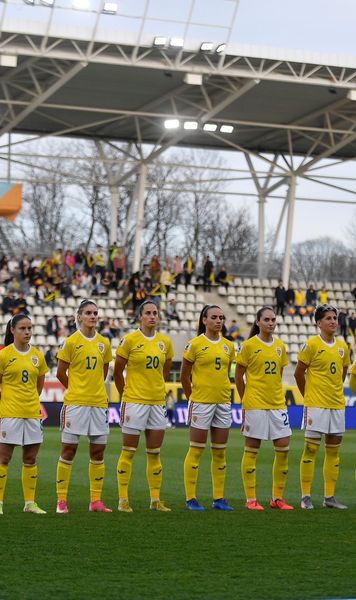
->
xmin=89 ymin=500 xmax=112 ymax=513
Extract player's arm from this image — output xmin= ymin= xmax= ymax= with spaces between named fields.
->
xmin=294 ymin=361 xmax=307 ymax=396
xmin=163 ymin=358 xmax=172 ymax=382
xmin=235 ymin=364 xmax=246 ymax=400
xmin=36 ymin=374 xmax=45 ymax=395
xmin=114 ymin=356 xmax=127 ymax=398
xmin=349 ymin=373 xmax=356 ymax=395
xmin=103 ymin=363 xmax=109 ymax=380
xmin=180 ymin=358 xmax=193 ymax=400
xmin=57 ymin=359 xmax=69 ymax=389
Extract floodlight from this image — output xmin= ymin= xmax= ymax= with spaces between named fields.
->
xmin=200 ymin=42 xmax=214 ymax=52
xmin=203 ymin=123 xmax=217 ymax=132
xmin=72 ymin=0 xmax=90 ymax=9
xmin=164 ymin=119 xmax=180 ymax=129
xmin=183 ymin=121 xmax=198 ymax=130
xmin=169 ymin=38 xmax=184 ymax=48
xmin=184 ymin=73 xmax=203 ymax=86
xmin=0 ymin=55 xmax=18 ymax=67
xmin=216 ymin=43 xmax=226 ymax=54
xmin=220 ymin=125 xmax=234 ymax=133
xmin=103 ymin=1 xmax=117 ymax=13
xmin=153 ymin=36 xmax=167 ymax=47
xmin=347 ymin=90 xmax=356 ymax=102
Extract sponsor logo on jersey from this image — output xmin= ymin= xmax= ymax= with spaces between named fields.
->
xmin=318 ymin=349 xmax=325 ymax=354
xmin=158 ymin=342 xmax=165 ymax=352
xmin=97 ymin=343 xmax=105 ymax=353
xmin=254 ymin=349 xmax=261 ymax=354
xmin=8 ymin=358 xmax=16 ymax=364
xmin=31 ymin=355 xmax=39 ymax=367
xmin=184 ymin=343 xmax=191 ymax=352
xmin=338 ymin=348 xmax=345 ymax=358
xmin=223 ymin=344 xmax=229 ymax=354
xmin=135 ymin=344 xmax=144 ymax=349
xmin=75 ymin=345 xmax=83 ymax=350
xmin=300 ymin=343 xmax=307 ymax=352
xmin=276 ymin=347 xmax=282 ymax=357
xmin=119 ymin=338 xmax=125 ymax=347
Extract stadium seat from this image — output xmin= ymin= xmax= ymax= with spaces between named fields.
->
xmin=227 ymin=295 xmax=236 ymax=305
xmin=218 ymin=286 xmax=227 ymax=296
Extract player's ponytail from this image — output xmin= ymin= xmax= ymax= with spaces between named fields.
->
xmin=249 ymin=306 xmax=274 ymax=339
xmin=4 ymin=313 xmax=31 ymax=346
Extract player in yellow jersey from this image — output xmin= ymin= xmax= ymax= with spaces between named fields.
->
xmin=56 ymin=300 xmax=113 ymax=514
xmin=181 ymin=305 xmax=235 ymax=511
xmin=295 ymin=304 xmax=350 ymax=510
xmin=235 ymin=306 xmax=293 ymax=511
xmin=0 ymin=314 xmax=48 ymax=515
xmin=114 ymin=300 xmax=174 ymax=512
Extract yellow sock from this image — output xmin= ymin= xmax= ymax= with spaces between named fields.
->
xmin=300 ymin=438 xmax=320 ymax=496
xmin=241 ymin=447 xmax=259 ymax=501
xmin=56 ymin=458 xmax=73 ymax=501
xmin=89 ymin=460 xmax=105 ymax=502
xmin=211 ymin=444 xmax=227 ymax=500
xmin=117 ymin=446 xmax=136 ymax=501
xmin=22 ymin=464 xmax=38 ymax=503
xmin=323 ymin=443 xmax=341 ymax=497
xmin=184 ymin=443 xmax=205 ymax=501
xmin=272 ymin=447 xmax=289 ymax=499
xmin=0 ymin=464 xmax=8 ymax=502
xmin=146 ymin=448 xmax=162 ymax=502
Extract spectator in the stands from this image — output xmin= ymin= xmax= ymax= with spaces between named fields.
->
xmin=338 ymin=308 xmax=348 ymax=341
xmin=45 ymin=346 xmax=57 ymax=373
xmin=160 ymin=266 xmax=172 ymax=296
xmin=306 ymin=284 xmax=317 ymax=319
xmin=172 ymin=255 xmax=183 ymax=288
xmin=67 ymin=316 xmax=77 ymax=335
xmin=349 ymin=312 xmax=356 ymax=338
xmin=94 ymin=245 xmax=106 ymax=277
xmin=46 ymin=315 xmax=60 ymax=340
xmin=183 ymin=255 xmax=194 ymax=288
xmin=0 ymin=263 xmax=11 ymax=284
xmin=226 ymin=319 xmax=244 ymax=342
xmin=203 ymin=255 xmax=214 ymax=292
xmin=294 ymin=287 xmax=306 ymax=316
xmin=63 ymin=250 xmax=75 ymax=279
xmin=285 ymin=283 xmax=295 ymax=310
xmin=318 ymin=285 xmax=329 ymax=304
xmin=59 ymin=276 xmax=73 ymax=299
xmin=165 ymin=298 xmax=181 ymax=324
xmin=7 ymin=255 xmax=19 ymax=276
xmin=275 ymin=280 xmax=286 ymax=317
xmin=19 ymin=254 xmax=30 ymax=279
xmin=99 ymin=318 xmax=113 ymax=341
xmin=1 ymin=292 xmax=16 ymax=315
xmin=149 ymin=255 xmax=161 ymax=284
xmin=112 ymin=246 xmax=126 ymax=282
xmin=215 ymin=266 xmax=229 ymax=290
xmin=14 ymin=293 xmax=29 ymax=316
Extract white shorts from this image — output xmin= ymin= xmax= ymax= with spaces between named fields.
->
xmin=0 ymin=418 xmax=43 ymax=446
xmin=120 ymin=402 xmax=167 ymax=434
xmin=186 ymin=402 xmax=231 ymax=430
xmin=241 ymin=409 xmax=292 ymax=441
xmin=302 ymin=407 xmax=345 ymax=437
xmin=60 ymin=405 xmax=109 ymax=444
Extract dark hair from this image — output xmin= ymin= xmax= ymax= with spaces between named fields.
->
xmin=4 ymin=313 xmax=31 ymax=346
xmin=249 ymin=306 xmax=275 ymax=338
xmin=197 ymin=304 xmax=222 ymax=336
xmin=138 ymin=300 xmax=159 ymax=316
xmin=77 ymin=299 xmax=97 ymax=316
xmin=314 ymin=304 xmax=338 ymax=323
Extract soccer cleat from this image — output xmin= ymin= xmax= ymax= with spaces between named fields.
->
xmin=23 ymin=502 xmax=46 ymax=514
xmin=150 ymin=500 xmax=171 ymax=512
xmin=118 ymin=499 xmax=133 ymax=513
xmin=212 ymin=498 xmax=233 ymax=511
xmin=56 ymin=500 xmax=69 ymax=514
xmin=245 ymin=499 xmax=264 ymax=511
xmin=89 ymin=500 xmax=112 ymax=513
xmin=270 ymin=498 xmax=294 ymax=510
xmin=301 ymin=495 xmax=314 ymax=510
xmin=186 ymin=498 xmax=205 ymax=511
xmin=0 ymin=501 xmax=3 ymax=515
xmin=323 ymin=496 xmax=347 ymax=509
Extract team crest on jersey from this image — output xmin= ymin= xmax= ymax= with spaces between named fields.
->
xmin=119 ymin=338 xmax=125 ymax=347
xmin=97 ymin=343 xmax=105 ymax=354
xmin=223 ymin=344 xmax=229 ymax=354
xmin=31 ymin=355 xmax=39 ymax=367
xmin=158 ymin=342 xmax=165 ymax=352
xmin=276 ymin=347 xmax=282 ymax=357
xmin=338 ymin=348 xmax=344 ymax=358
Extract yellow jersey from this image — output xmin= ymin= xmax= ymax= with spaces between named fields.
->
xmin=235 ymin=335 xmax=288 ymax=410
xmin=183 ymin=334 xmax=235 ymax=404
xmin=57 ymin=330 xmax=112 ymax=408
xmin=297 ymin=335 xmax=350 ymax=409
xmin=0 ymin=344 xmax=48 ymax=418
xmin=116 ymin=329 xmax=174 ymax=405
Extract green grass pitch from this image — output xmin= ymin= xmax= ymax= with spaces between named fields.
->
xmin=1 ymin=427 xmax=356 ymax=600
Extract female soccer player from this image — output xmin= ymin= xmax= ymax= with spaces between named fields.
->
xmin=114 ymin=300 xmax=174 ymax=512
xmin=0 ymin=314 xmax=48 ymax=515
xmin=235 ymin=306 xmax=293 ymax=511
xmin=295 ymin=304 xmax=350 ymax=510
xmin=181 ymin=304 xmax=235 ymax=511
xmin=56 ymin=299 xmax=113 ymax=514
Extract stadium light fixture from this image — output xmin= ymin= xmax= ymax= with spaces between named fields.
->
xmin=153 ymin=36 xmax=167 ymax=47
xmin=23 ymin=0 xmax=35 ymax=5
xmin=203 ymin=123 xmax=217 ymax=132
xmin=72 ymin=0 xmax=90 ymax=9
xmin=103 ymin=1 xmax=117 ymax=13
xmin=200 ymin=42 xmax=214 ymax=52
xmin=183 ymin=121 xmax=199 ymax=130
xmin=0 ymin=55 xmax=18 ymax=67
xmin=347 ymin=90 xmax=356 ymax=101
xmin=184 ymin=73 xmax=203 ymax=86
xmin=169 ymin=37 xmax=184 ymax=48
xmin=216 ymin=43 xmax=226 ymax=54
xmin=164 ymin=119 xmax=180 ymax=129
xmin=220 ymin=125 xmax=234 ymax=133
